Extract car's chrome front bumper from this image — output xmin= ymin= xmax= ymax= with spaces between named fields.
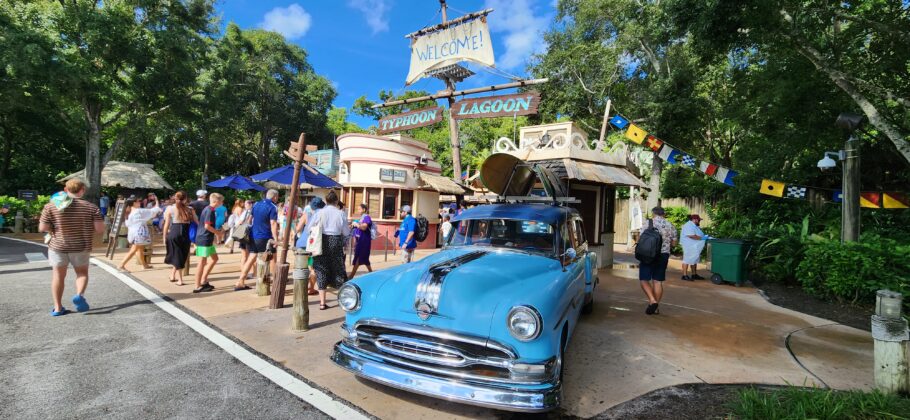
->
xmin=331 ymin=341 xmax=561 ymax=412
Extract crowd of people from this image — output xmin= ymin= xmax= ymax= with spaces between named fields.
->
xmin=38 ymin=180 xmax=435 ymax=315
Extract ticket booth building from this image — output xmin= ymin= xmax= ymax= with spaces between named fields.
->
xmin=337 ymin=133 xmax=466 ymax=250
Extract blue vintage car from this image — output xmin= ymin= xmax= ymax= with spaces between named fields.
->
xmin=331 ymin=201 xmax=598 ymax=412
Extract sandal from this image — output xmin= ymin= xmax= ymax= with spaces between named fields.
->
xmin=307 ymin=289 xmax=318 ymax=296
xmin=50 ymin=307 xmax=70 ymax=317
xmin=645 ymin=303 xmax=658 ymax=315
xmin=319 ymin=304 xmax=328 ymax=310
xmin=233 ymin=285 xmax=252 ymax=291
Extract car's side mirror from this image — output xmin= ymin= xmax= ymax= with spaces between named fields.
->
xmin=561 ymin=248 xmax=577 ymax=265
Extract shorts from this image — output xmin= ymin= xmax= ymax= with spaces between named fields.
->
xmin=400 ymin=248 xmax=415 ymax=263
xmin=639 ymin=253 xmax=670 ymax=281
xmin=195 ymin=245 xmax=217 ymax=258
xmin=248 ymin=237 xmax=271 ymax=253
xmin=48 ymin=249 xmax=91 ymax=268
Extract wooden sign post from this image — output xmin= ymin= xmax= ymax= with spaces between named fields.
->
xmin=270 ymin=133 xmax=308 ymax=330
xmin=105 ymin=199 xmax=127 ymax=259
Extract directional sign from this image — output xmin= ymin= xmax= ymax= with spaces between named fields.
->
xmin=378 ymin=106 xmax=444 ymax=134
xmin=17 ymin=190 xmax=38 ymax=201
xmin=452 ymin=91 xmax=540 ymax=119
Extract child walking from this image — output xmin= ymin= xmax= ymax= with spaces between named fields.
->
xmin=119 ymin=197 xmax=162 ymax=272
xmin=193 ymin=193 xmax=223 ymax=293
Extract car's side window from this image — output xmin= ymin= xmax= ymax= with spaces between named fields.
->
xmin=574 ymin=219 xmax=586 ymax=248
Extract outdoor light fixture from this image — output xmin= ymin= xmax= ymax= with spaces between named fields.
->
xmin=835 ymin=112 xmax=865 ymax=132
xmin=817 ymin=150 xmax=845 ymax=171
xmin=875 ymin=290 xmax=903 ymax=319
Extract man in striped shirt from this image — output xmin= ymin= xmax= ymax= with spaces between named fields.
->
xmin=39 ymin=179 xmax=105 ymax=316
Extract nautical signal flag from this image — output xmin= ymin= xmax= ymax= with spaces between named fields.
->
xmin=680 ymin=153 xmax=697 ymax=168
xmin=883 ymin=192 xmax=910 ymax=209
xmin=624 ymin=124 xmax=647 ymax=144
xmin=714 ymin=167 xmax=737 ymax=186
xmin=760 ymin=179 xmax=786 ymax=197
xmin=833 ymin=190 xmax=843 ymax=203
xmin=860 ymin=192 xmax=882 ymax=208
xmin=609 ymin=115 xmax=630 ymax=130
xmin=786 ymin=185 xmax=807 ymax=199
xmin=658 ymin=144 xmax=680 ymax=164
xmin=645 ymin=135 xmax=663 ymax=152
xmin=699 ymin=161 xmax=718 ymax=176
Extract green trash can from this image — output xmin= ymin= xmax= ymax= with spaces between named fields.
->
xmin=708 ymin=239 xmax=752 ymax=286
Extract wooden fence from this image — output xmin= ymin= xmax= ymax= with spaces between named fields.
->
xmin=614 ymin=196 xmax=715 ymax=244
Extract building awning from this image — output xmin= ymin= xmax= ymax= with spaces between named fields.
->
xmin=415 ymin=170 xmax=468 ymax=195
xmin=539 ymin=159 xmax=648 ymax=189
xmin=58 ymin=161 xmax=173 ymax=190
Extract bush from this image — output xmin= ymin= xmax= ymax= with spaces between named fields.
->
xmin=0 ymin=195 xmax=51 ymax=218
xmin=730 ymin=386 xmax=910 ymax=419
xmin=796 ymin=235 xmax=910 ymax=308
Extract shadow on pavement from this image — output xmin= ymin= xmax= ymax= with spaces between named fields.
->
xmin=84 ymin=299 xmax=153 ymax=315
xmin=0 ymin=266 xmax=52 ymax=275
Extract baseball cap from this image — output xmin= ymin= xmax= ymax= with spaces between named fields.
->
xmin=196 ymin=189 xmax=207 ymax=197
xmin=401 ymin=205 xmax=412 ymax=213
xmin=310 ymin=196 xmax=325 ymax=209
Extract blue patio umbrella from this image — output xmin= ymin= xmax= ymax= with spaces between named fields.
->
xmin=250 ymin=164 xmax=341 ymax=188
xmin=206 ymin=174 xmax=266 ymax=191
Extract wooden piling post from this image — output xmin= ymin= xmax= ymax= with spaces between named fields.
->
xmin=292 ymin=249 xmax=310 ymax=331
xmin=256 ymin=255 xmax=271 ymax=296
xmin=872 ymin=290 xmax=909 ymax=394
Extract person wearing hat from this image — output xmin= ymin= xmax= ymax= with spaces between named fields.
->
xmin=395 ymin=204 xmax=417 ymax=263
xmin=638 ymin=206 xmax=677 ymax=315
xmin=680 ymin=214 xmax=709 ymax=281
xmin=189 ymin=189 xmax=209 ymax=219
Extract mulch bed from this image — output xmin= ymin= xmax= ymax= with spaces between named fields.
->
xmin=753 ymin=280 xmax=872 ymax=331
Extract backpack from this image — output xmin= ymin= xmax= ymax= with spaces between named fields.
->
xmin=635 ymin=219 xmax=663 ymax=264
xmin=414 ymin=215 xmax=429 ymax=242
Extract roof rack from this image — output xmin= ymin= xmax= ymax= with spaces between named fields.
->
xmin=497 ymin=196 xmax=580 ymax=204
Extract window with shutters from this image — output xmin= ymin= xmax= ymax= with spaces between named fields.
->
xmin=367 ymin=188 xmax=381 ymax=220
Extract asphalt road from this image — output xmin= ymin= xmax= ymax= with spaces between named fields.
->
xmin=0 ymin=239 xmax=330 ymax=420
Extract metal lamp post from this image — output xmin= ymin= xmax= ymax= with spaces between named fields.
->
xmin=834 ymin=112 xmax=864 ymax=243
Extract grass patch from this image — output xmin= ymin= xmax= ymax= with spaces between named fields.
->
xmin=729 ymin=386 xmax=910 ymax=419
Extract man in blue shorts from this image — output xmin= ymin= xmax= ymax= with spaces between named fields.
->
xmin=235 ymin=189 xmax=279 ymax=290
xmin=638 ymin=207 xmax=677 ymax=315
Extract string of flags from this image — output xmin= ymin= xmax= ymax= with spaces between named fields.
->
xmin=759 ymin=179 xmax=909 ymax=209
xmin=608 ymin=110 xmax=908 ymax=210
xmin=609 ymin=114 xmax=738 ymax=186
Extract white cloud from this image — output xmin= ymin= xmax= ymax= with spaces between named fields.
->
xmin=484 ymin=0 xmax=552 ymax=70
xmin=259 ymin=4 xmax=312 ymax=40
xmin=348 ymin=0 xmax=391 ymax=34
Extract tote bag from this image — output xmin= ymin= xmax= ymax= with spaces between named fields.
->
xmin=305 ymin=216 xmax=323 ymax=256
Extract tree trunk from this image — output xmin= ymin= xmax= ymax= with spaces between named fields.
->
xmin=0 ymin=135 xmax=11 ymax=182
xmin=202 ymin=134 xmax=210 ymax=190
xmin=646 ymin=155 xmax=662 ymax=213
xmin=83 ymin=100 xmax=103 ymax=204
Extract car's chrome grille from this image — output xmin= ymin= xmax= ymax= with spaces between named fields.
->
xmin=350 ymin=320 xmax=517 ymax=381
xmin=375 ymin=334 xmax=467 ymax=367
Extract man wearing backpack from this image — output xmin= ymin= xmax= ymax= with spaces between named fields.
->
xmin=636 ymin=207 xmax=677 ymax=315
xmin=394 ymin=205 xmax=417 ymax=263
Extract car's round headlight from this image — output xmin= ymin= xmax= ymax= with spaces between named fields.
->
xmin=338 ymin=284 xmax=361 ymax=312
xmin=507 ymin=306 xmax=542 ymax=341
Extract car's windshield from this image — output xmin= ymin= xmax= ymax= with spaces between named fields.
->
xmin=446 ymin=218 xmax=555 ymax=255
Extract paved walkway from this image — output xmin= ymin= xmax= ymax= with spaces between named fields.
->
xmin=0 ymin=239 xmax=329 ymax=420
xmin=3 ymin=234 xmax=873 ymax=419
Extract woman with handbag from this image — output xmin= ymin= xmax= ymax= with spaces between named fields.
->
xmin=303 ymin=191 xmax=349 ymax=310
xmin=295 ymin=197 xmax=324 ymax=296
xmin=349 ymin=203 xmax=373 ymax=278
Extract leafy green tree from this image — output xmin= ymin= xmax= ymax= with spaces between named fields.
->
xmin=667 ymin=0 xmax=910 ymax=165
xmin=327 ymin=107 xmax=366 ymax=137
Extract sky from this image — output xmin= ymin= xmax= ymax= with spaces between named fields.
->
xmin=216 ymin=0 xmax=557 ymax=129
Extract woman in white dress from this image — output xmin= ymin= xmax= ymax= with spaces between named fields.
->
xmin=118 ymin=197 xmax=162 ymax=272
xmin=680 ymin=214 xmax=708 ymax=281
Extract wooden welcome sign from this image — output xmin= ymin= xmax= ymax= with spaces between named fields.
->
xmin=452 ymin=91 xmax=540 ymax=119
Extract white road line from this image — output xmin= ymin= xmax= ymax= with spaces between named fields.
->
xmin=0 ymin=236 xmax=368 ymax=420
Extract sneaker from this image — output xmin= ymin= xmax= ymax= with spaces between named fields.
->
xmin=681 ymin=275 xmax=693 ymax=281
xmin=691 ymin=274 xmax=705 ymax=280
xmin=192 ymin=287 xmax=204 ymax=293
xmin=201 ymin=283 xmax=215 ymax=292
